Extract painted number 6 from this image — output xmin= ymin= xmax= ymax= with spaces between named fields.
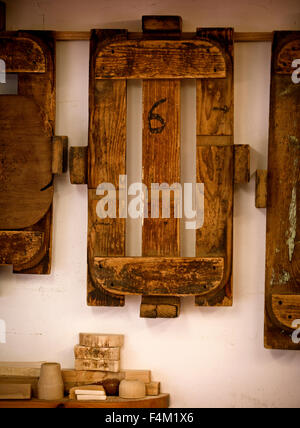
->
xmin=148 ymin=98 xmax=167 ymax=134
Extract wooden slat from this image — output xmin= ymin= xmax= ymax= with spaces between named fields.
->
xmin=95 ymin=39 xmax=226 ymax=79
xmin=255 ymin=170 xmax=268 ymax=208
xmin=0 ymin=231 xmax=44 ymax=266
xmin=141 ymin=79 xmax=181 ymax=316
xmin=94 ymin=257 xmax=224 ymax=296
xmin=142 ymin=79 xmax=180 ymax=257
xmin=195 ymin=28 xmax=234 ymax=307
xmin=87 ymin=34 xmax=127 ymax=306
xmin=264 ymin=31 xmax=300 ymax=350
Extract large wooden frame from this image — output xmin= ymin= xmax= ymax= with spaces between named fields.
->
xmin=0 ymin=3 xmax=68 ymax=275
xmin=256 ymin=31 xmax=300 ymax=349
xmin=70 ymin=16 xmax=250 ymax=317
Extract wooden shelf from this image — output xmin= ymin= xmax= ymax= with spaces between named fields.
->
xmin=0 ymin=394 xmax=170 ymax=408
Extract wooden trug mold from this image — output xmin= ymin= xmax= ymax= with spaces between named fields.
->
xmin=255 ymin=31 xmax=300 ymax=349
xmin=0 ymin=3 xmax=68 ymax=275
xmin=70 ymin=16 xmax=250 ymax=316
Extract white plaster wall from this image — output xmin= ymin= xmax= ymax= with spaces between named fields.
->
xmin=0 ymin=0 xmax=300 ymax=408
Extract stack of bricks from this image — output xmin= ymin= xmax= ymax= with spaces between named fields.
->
xmin=74 ymin=333 xmax=124 ymax=373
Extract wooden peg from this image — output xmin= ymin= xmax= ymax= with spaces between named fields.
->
xmin=140 ymin=296 xmax=181 ymax=318
xmin=142 ymin=16 xmax=182 ymax=34
xmin=255 ymin=170 xmax=268 ymax=208
xmin=234 ymin=145 xmax=250 ymax=184
xmin=69 ymin=146 xmax=88 ymax=184
xmin=52 ymin=136 xmax=68 ymax=175
xmin=0 ymin=2 xmax=6 ymax=32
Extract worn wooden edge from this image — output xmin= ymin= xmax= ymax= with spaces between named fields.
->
xmin=140 ymin=296 xmax=181 ymax=318
xmin=234 ymin=144 xmax=250 ymax=184
xmin=69 ymin=146 xmax=88 ymax=184
xmin=273 ymin=31 xmax=300 ymax=74
xmin=264 ymin=311 xmax=300 ymax=350
xmin=93 ymin=257 xmax=224 ymax=297
xmin=142 ymin=16 xmax=182 ymax=33
xmin=0 ymin=394 xmax=170 ymax=408
xmin=269 ymin=294 xmax=300 ymax=331
xmin=52 ymin=136 xmax=68 ymax=175
xmin=255 ymin=170 xmax=268 ymax=208
xmin=53 ymin=31 xmax=273 ymax=43
xmin=195 ymin=276 xmax=233 ymax=307
xmin=95 ymin=38 xmax=226 ymax=79
xmin=0 ymin=231 xmax=45 ymax=267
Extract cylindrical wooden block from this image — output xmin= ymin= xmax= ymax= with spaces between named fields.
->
xmin=37 ymin=363 xmax=64 ymax=400
xmin=119 ymin=379 xmax=146 ymax=399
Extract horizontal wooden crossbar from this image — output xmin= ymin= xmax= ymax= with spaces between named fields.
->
xmin=54 ymin=31 xmax=273 ymax=43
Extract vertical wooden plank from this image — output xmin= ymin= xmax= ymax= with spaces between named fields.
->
xmin=195 ymin=28 xmax=234 ymax=306
xmin=87 ymin=76 xmax=127 ymax=306
xmin=264 ymin=32 xmax=300 ymax=349
xmin=141 ymin=79 xmax=181 ymax=317
xmin=142 ymin=79 xmax=180 ymax=257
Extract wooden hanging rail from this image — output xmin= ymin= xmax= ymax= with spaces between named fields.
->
xmin=54 ymin=31 xmax=273 ymax=43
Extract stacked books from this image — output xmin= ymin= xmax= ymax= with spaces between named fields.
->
xmin=74 ymin=333 xmax=124 ymax=373
xmin=69 ymin=385 xmax=106 ymax=401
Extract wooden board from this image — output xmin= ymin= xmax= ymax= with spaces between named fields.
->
xmin=94 ymin=257 xmax=224 ymax=296
xmin=0 ymin=30 xmax=61 ymax=275
xmin=0 ymin=384 xmax=31 ymax=400
xmin=0 ymin=394 xmax=170 ymax=408
xmin=74 ymin=346 xmax=120 ymax=361
xmin=264 ymin=31 xmax=300 ymax=350
xmin=69 ymin=18 xmax=248 ymax=314
xmin=195 ymin=28 xmax=234 ymax=307
xmin=79 ymin=333 xmax=124 ymax=348
xmin=95 ymin=39 xmax=226 ymax=79
xmin=75 ymin=359 xmax=120 ymax=373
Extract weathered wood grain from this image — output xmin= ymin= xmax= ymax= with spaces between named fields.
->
xmin=74 ymin=345 xmax=120 ymax=361
xmin=87 ymin=39 xmax=127 ymax=306
xmin=195 ymin=28 xmax=234 ymax=307
xmin=142 ymin=16 xmax=182 ymax=33
xmin=0 ymin=35 xmax=46 ymax=72
xmin=52 ymin=136 xmax=68 ymax=175
xmin=264 ymin=31 xmax=300 ymax=350
xmin=62 ymin=369 xmax=125 ymax=393
xmin=142 ymin=79 xmax=180 ymax=257
xmin=0 ymin=231 xmax=44 ymax=266
xmin=79 ymin=333 xmax=124 ymax=348
xmin=95 ymin=39 xmax=226 ymax=79
xmin=271 ymin=295 xmax=300 ymax=330
xmin=0 ymin=384 xmax=31 ymax=400
xmin=255 ymin=170 xmax=268 ymax=208
xmin=234 ymin=145 xmax=250 ymax=184
xmin=75 ymin=359 xmax=120 ymax=373
xmin=0 ymin=31 xmax=56 ymax=275
xmin=140 ymin=296 xmax=180 ymax=318
xmin=69 ymin=146 xmax=88 ymax=184
xmin=94 ymin=257 xmax=224 ymax=296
